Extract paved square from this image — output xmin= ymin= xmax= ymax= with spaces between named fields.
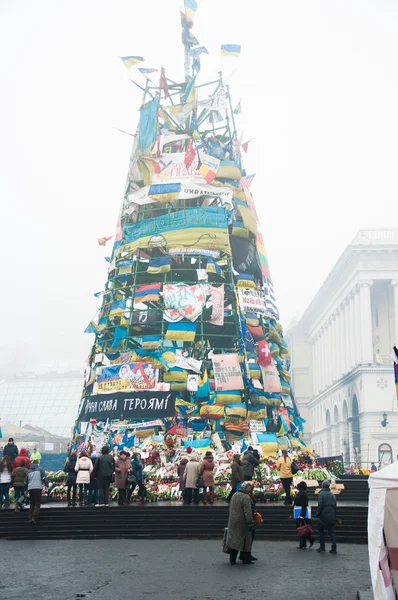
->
xmin=0 ymin=539 xmax=371 ymax=600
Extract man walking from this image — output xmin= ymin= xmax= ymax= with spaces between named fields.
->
xmin=316 ymin=480 xmax=337 ymax=554
xmin=24 ymin=459 xmax=48 ymax=524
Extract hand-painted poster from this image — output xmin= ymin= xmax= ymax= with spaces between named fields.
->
xmin=96 ymin=363 xmax=158 ymax=393
xmin=212 ymin=354 xmax=244 ymax=391
xmin=121 ymin=207 xmax=230 ymax=255
xmin=238 ymin=289 xmax=268 ymax=315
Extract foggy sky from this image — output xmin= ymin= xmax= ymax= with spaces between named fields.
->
xmin=1 ymin=0 xmax=397 ymax=375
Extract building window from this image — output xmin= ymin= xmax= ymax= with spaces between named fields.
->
xmin=378 ymin=443 xmax=393 ymax=469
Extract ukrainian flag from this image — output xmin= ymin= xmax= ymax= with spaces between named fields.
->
xmin=184 ymin=0 xmax=197 ymax=22
xmin=206 ymin=258 xmax=225 ymax=279
xmin=220 ymin=44 xmax=241 ymax=57
xmin=148 ymin=183 xmax=181 ymax=203
xmin=147 ymin=256 xmax=171 ymax=274
xmin=119 ymin=56 xmax=145 ymax=69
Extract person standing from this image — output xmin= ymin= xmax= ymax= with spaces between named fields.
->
xmin=200 ymin=451 xmax=215 ymax=504
xmin=277 ymin=450 xmax=293 ymax=505
xmin=183 ymin=453 xmax=200 ymax=505
xmin=64 ymin=451 xmax=78 ymax=506
xmin=3 ymin=438 xmax=18 ymax=463
xmin=75 ymin=450 xmax=93 ymax=506
xmin=87 ymin=452 xmax=99 ymax=506
xmin=13 ymin=448 xmax=31 ymax=470
xmin=30 ymin=448 xmax=42 ymax=464
xmin=24 ymin=460 xmax=48 ymax=524
xmin=0 ymin=456 xmax=13 ymax=508
xmin=93 ymin=446 xmax=115 ymax=506
xmin=131 ymin=453 xmax=146 ymax=504
xmin=177 ymin=455 xmax=189 ymax=501
xmin=11 ymin=459 xmax=28 ymax=510
xmin=227 ymin=454 xmax=244 ymax=503
xmin=242 ymin=446 xmax=260 ymax=481
xmin=316 ymin=480 xmax=337 ymax=554
xmin=115 ymin=451 xmax=131 ymax=505
xmin=294 ymin=481 xmax=315 ymax=549
xmin=226 ymin=481 xmax=255 ymax=564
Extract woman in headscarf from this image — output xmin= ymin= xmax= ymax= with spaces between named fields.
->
xmin=226 ymin=481 xmax=255 ymax=564
xmin=115 ymin=450 xmax=131 ymax=506
xmin=226 ymin=454 xmax=244 ymax=503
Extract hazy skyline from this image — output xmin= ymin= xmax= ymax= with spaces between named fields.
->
xmin=1 ymin=0 xmax=397 ymax=374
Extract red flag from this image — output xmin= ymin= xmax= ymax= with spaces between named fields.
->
xmin=258 ymin=340 xmax=272 ymax=367
xmin=184 ymin=139 xmax=196 ymax=168
xmin=159 ymin=66 xmax=169 ymax=100
xmin=241 ymin=138 xmax=255 ymax=153
xmin=98 ymin=236 xmax=113 ymax=246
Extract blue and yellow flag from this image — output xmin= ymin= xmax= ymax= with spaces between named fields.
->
xmin=147 ymin=256 xmax=171 ymax=275
xmin=119 ymin=56 xmax=145 ymax=69
xmin=138 ymin=67 xmax=158 ymax=74
xmin=148 ymin=183 xmax=181 ymax=203
xmin=220 ymin=44 xmax=241 ymax=57
xmin=184 ymin=0 xmax=197 ymax=22
xmin=182 ymin=75 xmax=197 ymax=103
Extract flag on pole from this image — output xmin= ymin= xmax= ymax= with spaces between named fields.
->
xmin=138 ymin=67 xmax=158 ymax=74
xmin=184 ymin=0 xmax=198 ymax=22
xmin=233 ymin=101 xmax=242 ymax=115
xmin=184 ymin=139 xmax=196 ymax=168
xmin=182 ymin=27 xmax=199 ymax=47
xmin=98 ymin=236 xmax=113 ymax=246
xmin=190 ymin=111 xmax=200 ymax=140
xmin=208 ymin=111 xmax=224 ymax=125
xmin=119 ymin=56 xmax=145 ymax=69
xmin=192 ymin=55 xmax=201 ymax=74
xmin=189 ymin=46 xmax=208 ymax=56
xmin=220 ymin=44 xmax=241 ymax=57
xmin=198 ymin=153 xmax=220 ymax=183
xmin=238 ymin=174 xmax=256 ymax=190
xmin=241 ymin=138 xmax=255 ymax=153
xmin=182 ymin=75 xmax=197 ymax=103
xmin=159 ymin=66 xmax=169 ymax=99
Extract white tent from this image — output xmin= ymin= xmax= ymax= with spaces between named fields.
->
xmin=368 ymin=462 xmax=398 ymax=599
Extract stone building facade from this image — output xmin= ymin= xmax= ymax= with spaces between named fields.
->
xmin=287 ymin=229 xmax=398 ymax=469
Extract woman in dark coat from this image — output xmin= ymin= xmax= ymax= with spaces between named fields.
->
xmin=115 ymin=451 xmax=131 ymax=505
xmin=177 ymin=456 xmax=189 ymax=499
xmin=226 ymin=454 xmax=244 ymax=503
xmin=226 ymin=481 xmax=255 ymax=564
xmin=64 ymin=452 xmax=78 ymax=507
xmin=294 ymin=481 xmax=315 ymax=549
xmin=129 ymin=453 xmax=146 ymax=504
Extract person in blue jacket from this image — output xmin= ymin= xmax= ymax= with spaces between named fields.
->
xmin=130 ymin=453 xmax=146 ymax=504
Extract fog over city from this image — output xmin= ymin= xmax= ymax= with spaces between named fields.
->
xmin=1 ymin=0 xmax=397 ymax=375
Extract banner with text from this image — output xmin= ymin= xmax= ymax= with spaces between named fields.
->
xmin=79 ymin=391 xmax=177 ymax=421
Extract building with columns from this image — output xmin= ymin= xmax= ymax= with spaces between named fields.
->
xmin=287 ymin=229 xmax=398 ymax=469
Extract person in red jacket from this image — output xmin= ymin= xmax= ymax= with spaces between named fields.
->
xmin=13 ymin=448 xmax=31 ymax=470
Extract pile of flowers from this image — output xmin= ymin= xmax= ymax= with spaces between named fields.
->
xmin=5 ymin=447 xmax=346 ymax=505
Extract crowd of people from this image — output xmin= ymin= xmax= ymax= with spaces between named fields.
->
xmin=1 ymin=439 xmax=338 ymax=554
